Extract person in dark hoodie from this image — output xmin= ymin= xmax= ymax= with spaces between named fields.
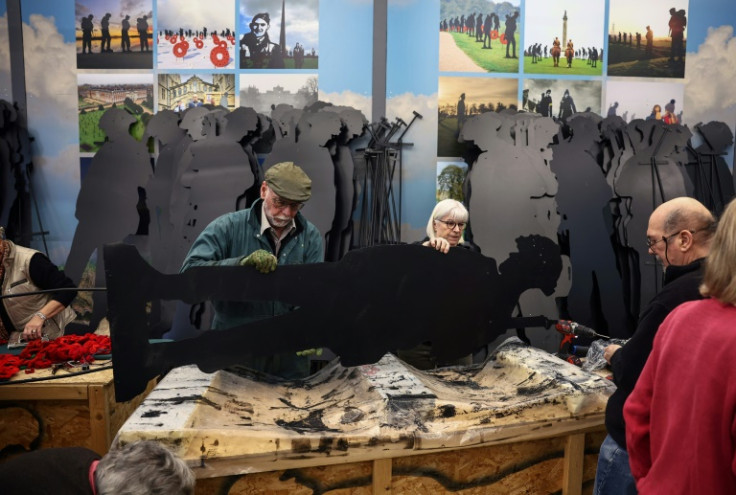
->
xmin=593 ymin=197 xmax=716 ymax=495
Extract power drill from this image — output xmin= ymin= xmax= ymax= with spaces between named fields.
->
xmin=555 ymin=320 xmax=610 ymax=340
xmin=555 ymin=320 xmax=609 ymax=366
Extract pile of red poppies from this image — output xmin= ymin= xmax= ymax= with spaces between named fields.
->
xmin=0 ymin=333 xmax=111 ymax=380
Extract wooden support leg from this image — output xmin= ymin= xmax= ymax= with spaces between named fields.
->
xmin=88 ymin=384 xmax=110 ymax=455
xmin=372 ymin=458 xmax=392 ymax=494
xmin=562 ymin=433 xmax=585 ymax=495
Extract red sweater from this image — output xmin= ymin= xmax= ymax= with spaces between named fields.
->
xmin=624 ymin=298 xmax=736 ymax=494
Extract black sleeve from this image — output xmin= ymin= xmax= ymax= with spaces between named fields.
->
xmin=28 ymin=253 xmax=78 ymax=307
xmin=610 ymin=301 xmax=669 ymax=391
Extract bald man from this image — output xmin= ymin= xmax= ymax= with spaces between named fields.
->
xmin=594 ymin=197 xmax=716 ymax=495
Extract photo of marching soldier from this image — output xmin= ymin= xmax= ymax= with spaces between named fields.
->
xmin=523 ymin=0 xmax=605 ymax=76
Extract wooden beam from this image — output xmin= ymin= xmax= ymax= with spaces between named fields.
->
xmin=372 ymin=458 xmax=392 ymax=495
xmin=88 ymin=384 xmax=111 ymax=455
xmin=562 ymin=433 xmax=585 ymax=495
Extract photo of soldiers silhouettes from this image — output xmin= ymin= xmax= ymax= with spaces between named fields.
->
xmin=607 ymin=0 xmax=688 ymax=78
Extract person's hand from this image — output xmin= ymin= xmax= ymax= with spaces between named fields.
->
xmin=23 ymin=314 xmax=45 ymax=341
xmin=239 ymin=250 xmax=278 ymax=273
xmin=424 ymin=237 xmax=450 ymax=254
xmin=603 ymin=344 xmax=622 ymax=365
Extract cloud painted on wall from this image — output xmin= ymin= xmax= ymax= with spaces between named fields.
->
xmin=15 ymin=13 xmax=79 ymax=262
xmin=20 ymin=13 xmax=78 ymax=157
xmin=684 ymin=25 xmax=736 ymax=129
xmin=386 ymin=92 xmax=440 ymax=232
xmin=319 ymin=89 xmax=371 ymax=121
xmin=0 ymin=13 xmax=12 ymax=101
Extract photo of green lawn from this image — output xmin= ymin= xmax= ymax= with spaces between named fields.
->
xmin=77 ymin=73 xmax=153 ymax=153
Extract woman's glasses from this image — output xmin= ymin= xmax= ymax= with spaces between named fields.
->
xmin=436 ymin=219 xmax=466 ymax=230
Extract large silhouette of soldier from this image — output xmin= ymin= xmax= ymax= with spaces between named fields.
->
xmin=65 ymin=109 xmax=152 ymax=331
xmin=240 ymin=13 xmax=284 ymax=69
xmin=100 ymin=13 xmax=112 ymax=53
xmin=550 ymin=113 xmax=631 ymax=337
xmin=81 ymin=14 xmax=94 ymax=54
xmin=121 ymin=15 xmax=131 ymax=52
xmin=668 ymin=8 xmax=686 ymax=63
xmin=504 ymin=11 xmax=519 ymax=59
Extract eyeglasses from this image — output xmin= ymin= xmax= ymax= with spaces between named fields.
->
xmin=436 ymin=219 xmax=466 ymax=230
xmin=270 ymin=196 xmax=304 ymax=211
xmin=646 ymin=228 xmax=698 ymax=249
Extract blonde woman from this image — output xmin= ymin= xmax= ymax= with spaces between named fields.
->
xmin=422 ymin=199 xmax=478 ymax=254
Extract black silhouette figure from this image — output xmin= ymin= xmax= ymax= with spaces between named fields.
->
xmin=137 ymin=16 xmax=149 ymax=52
xmin=550 ymin=113 xmax=631 ymax=337
xmin=121 ymin=15 xmax=131 ymax=52
xmin=482 ymin=14 xmax=493 ymax=49
xmin=65 ymin=108 xmax=152 ymax=331
xmin=558 ymin=89 xmax=576 ymax=121
xmin=668 ymin=8 xmax=686 ymax=63
xmin=100 ymin=13 xmax=112 ymax=53
xmin=504 ymin=11 xmax=519 ymax=58
xmin=81 ymin=14 xmax=94 ymax=54
xmin=105 ymin=237 xmax=563 ymax=401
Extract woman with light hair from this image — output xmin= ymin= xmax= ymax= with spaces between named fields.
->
xmin=422 ymin=198 xmax=478 ymax=254
xmin=624 ymin=198 xmax=736 ymax=493
xmin=400 ymin=199 xmax=478 ymax=368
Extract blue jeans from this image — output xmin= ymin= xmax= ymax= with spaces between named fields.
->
xmin=594 ymin=434 xmax=638 ymax=495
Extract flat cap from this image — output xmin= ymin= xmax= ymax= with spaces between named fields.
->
xmin=264 ymin=161 xmax=312 ymax=202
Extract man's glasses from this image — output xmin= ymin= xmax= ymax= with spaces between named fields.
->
xmin=436 ymin=219 xmax=466 ymax=230
xmin=270 ymin=196 xmax=304 ymax=211
xmin=646 ymin=228 xmax=700 ymax=249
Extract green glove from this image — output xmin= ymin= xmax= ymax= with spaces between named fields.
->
xmin=239 ymin=250 xmax=278 ymax=273
xmin=296 ymin=348 xmax=323 ymax=357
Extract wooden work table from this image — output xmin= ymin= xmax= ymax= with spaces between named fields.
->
xmin=0 ymin=360 xmax=155 ymax=458
xmin=116 ymin=339 xmax=613 ymax=494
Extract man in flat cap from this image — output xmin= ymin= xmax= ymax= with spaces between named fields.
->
xmin=181 ymin=161 xmax=323 ymax=377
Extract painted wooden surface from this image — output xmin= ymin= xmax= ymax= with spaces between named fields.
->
xmin=0 ymin=365 xmax=155 ymax=458
xmin=117 ymin=339 xmax=613 ymax=493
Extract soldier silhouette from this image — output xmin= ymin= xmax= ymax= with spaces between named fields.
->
xmin=504 ymin=11 xmax=519 ymax=58
xmin=81 ymin=14 xmax=94 ymax=54
xmin=121 ymin=15 xmax=131 ymax=52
